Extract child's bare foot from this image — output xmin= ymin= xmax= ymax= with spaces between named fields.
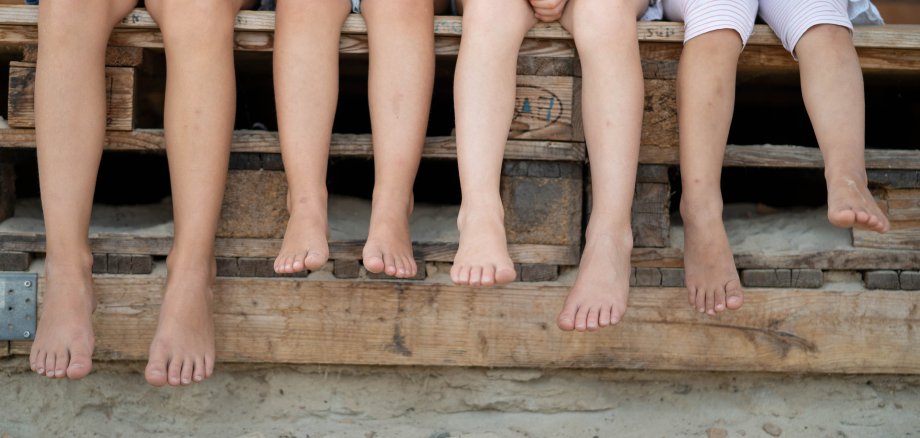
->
xmin=826 ymin=172 xmax=890 ymax=233
xmin=451 ymin=200 xmax=517 ymax=287
xmin=29 ymin=255 xmax=96 ymax=380
xmin=145 ymin=260 xmax=216 ymax=387
xmin=363 ymin=194 xmax=417 ymax=279
xmin=274 ymin=194 xmax=330 ymax=274
xmin=557 ymin=228 xmax=633 ymax=332
xmin=680 ymin=194 xmax=743 ymax=316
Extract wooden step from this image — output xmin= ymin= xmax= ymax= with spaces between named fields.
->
xmin=5 ymin=260 xmax=919 ymax=374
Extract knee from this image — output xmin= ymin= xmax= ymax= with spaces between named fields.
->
xmin=461 ymin=0 xmax=529 ymax=29
xmin=568 ymin=2 xmax=639 ymax=49
xmin=152 ymin=0 xmax=238 ymax=44
xmin=800 ymin=23 xmax=852 ymax=45
xmin=39 ymin=1 xmax=121 ymax=37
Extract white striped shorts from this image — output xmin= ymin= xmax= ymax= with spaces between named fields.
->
xmin=660 ymin=0 xmax=884 ymax=54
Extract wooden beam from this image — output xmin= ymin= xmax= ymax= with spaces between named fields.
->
xmin=8 ymin=270 xmax=920 ymax=373
xmin=22 ymin=44 xmax=143 ymax=67
xmin=1 ymin=7 xmax=918 ymax=49
xmin=0 ymin=130 xmax=587 ymax=162
xmin=639 ymin=144 xmax=920 ymax=170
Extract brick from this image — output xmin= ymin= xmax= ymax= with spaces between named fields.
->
xmin=519 ymin=264 xmax=559 ymax=282
xmin=0 ymin=252 xmax=31 ymax=271
xmin=107 ymin=254 xmax=153 ymax=275
xmin=791 ymin=269 xmax=823 ymax=289
xmin=660 ymin=268 xmax=685 ymax=287
xmin=634 ymin=268 xmax=662 ymax=286
xmin=333 ymin=260 xmax=361 ymax=279
xmin=216 ymin=257 xmax=240 ymax=277
xmin=742 ymin=269 xmax=791 ymax=288
xmin=865 ymin=270 xmax=900 ymax=290
xmin=92 ymin=253 xmax=108 ymax=274
xmin=899 ymin=271 xmax=920 ymax=291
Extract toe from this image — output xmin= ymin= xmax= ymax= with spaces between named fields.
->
xmin=495 ymin=264 xmax=517 ymax=284
xmin=44 ymin=354 xmax=56 ymax=378
xmin=193 ymin=357 xmax=206 ymax=382
xmin=695 ymin=288 xmax=707 ymax=313
xmin=574 ymin=305 xmax=590 ymax=332
xmin=145 ymin=352 xmax=169 ymax=387
xmin=304 ymin=250 xmax=327 ymax=270
xmin=66 ymin=350 xmax=93 ymax=380
xmin=383 ymin=254 xmax=397 ymax=276
xmin=586 ymin=307 xmax=599 ymax=331
xmin=450 ymin=264 xmax=461 ymax=284
xmin=481 ymin=265 xmax=496 ymax=287
xmin=705 ymin=289 xmax=716 ymax=316
xmin=35 ymin=349 xmax=47 ymax=375
xmin=469 ymin=266 xmax=483 ymax=287
xmin=180 ymin=358 xmax=194 ymax=385
xmin=54 ymin=351 xmax=69 ymax=378
xmin=687 ymin=286 xmax=697 ymax=307
xmin=408 ymin=258 xmax=419 ymax=277
xmin=204 ymin=354 xmax=216 ymax=378
xmin=598 ymin=306 xmax=611 ymax=327
xmin=394 ymin=256 xmax=407 ymax=278
xmin=167 ymin=358 xmax=182 ymax=386
xmin=610 ymin=306 xmax=625 ymax=325
xmin=557 ymin=301 xmax=578 ymax=331
xmin=291 ymin=252 xmax=307 ymax=273
xmin=714 ymin=287 xmax=727 ymax=313
xmin=457 ymin=265 xmax=471 ymax=285
xmin=725 ymin=280 xmax=744 ymax=310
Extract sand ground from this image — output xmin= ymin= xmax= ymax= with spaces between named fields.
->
xmin=1 ymin=359 xmax=919 ymax=437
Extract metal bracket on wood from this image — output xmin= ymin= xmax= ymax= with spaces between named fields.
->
xmin=1 ymin=273 xmax=37 ymax=341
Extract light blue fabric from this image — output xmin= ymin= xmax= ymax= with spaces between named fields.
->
xmin=849 ymin=0 xmax=884 ymax=25
xmin=352 ymin=0 xmax=361 ymax=13
xmin=643 ymin=0 xmax=663 ymax=21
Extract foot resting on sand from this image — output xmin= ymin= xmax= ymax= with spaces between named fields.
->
xmin=451 ymin=199 xmax=517 ymax=287
xmin=825 ymin=172 xmax=889 ymax=234
xmin=557 ymin=227 xmax=633 ymax=332
xmin=29 ymin=255 xmax=96 ymax=380
xmin=363 ymin=193 xmax=418 ymax=279
xmin=145 ymin=261 xmax=217 ymax=387
xmin=680 ymin=193 xmax=744 ymax=316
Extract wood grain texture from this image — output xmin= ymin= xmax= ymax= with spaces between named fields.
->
xmin=511 ymin=75 xmax=574 ymax=141
xmin=0 ymin=130 xmax=588 ymax=162
xmin=0 ymin=155 xmax=13 ymax=222
xmin=8 ymin=269 xmax=920 ymax=373
xmin=22 ymin=44 xmax=143 ymax=67
xmin=7 ymin=62 xmax=135 ymax=131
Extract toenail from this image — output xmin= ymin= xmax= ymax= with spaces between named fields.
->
xmin=182 ymin=378 xmax=191 ymax=384
xmin=194 ymin=375 xmax=203 ymax=382
xmin=37 ymin=368 xmax=44 ymax=374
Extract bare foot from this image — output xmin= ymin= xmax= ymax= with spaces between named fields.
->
xmin=29 ymin=255 xmax=96 ymax=380
xmin=363 ymin=195 xmax=417 ymax=279
xmin=274 ymin=194 xmax=330 ymax=274
xmin=451 ymin=200 xmax=517 ymax=287
xmin=557 ymin=228 xmax=632 ymax=332
xmin=826 ymin=172 xmax=890 ymax=233
xmin=145 ymin=262 xmax=216 ymax=387
xmin=680 ymin=195 xmax=743 ymax=316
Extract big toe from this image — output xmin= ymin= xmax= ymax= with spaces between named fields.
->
xmin=828 ymin=208 xmax=857 ymax=228
xmin=304 ymin=250 xmax=328 ymax=270
xmin=363 ymin=252 xmax=385 ymax=274
xmin=66 ymin=353 xmax=93 ymax=380
xmin=495 ymin=265 xmax=517 ymax=284
xmin=557 ymin=311 xmax=577 ymax=331
xmin=144 ymin=361 xmax=169 ymax=387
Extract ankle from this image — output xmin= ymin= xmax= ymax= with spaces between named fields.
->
xmin=458 ymin=198 xmax=505 ymax=226
xmin=825 ymin=167 xmax=868 ymax=187
xmin=585 ymin=224 xmax=633 ymax=249
xmin=679 ymin=190 xmax=724 ymax=223
xmin=287 ymin=190 xmax=328 ymax=214
xmin=45 ymin=249 xmax=94 ymax=276
xmin=166 ymin=252 xmax=216 ymax=279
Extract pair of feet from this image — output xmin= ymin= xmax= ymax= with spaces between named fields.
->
xmin=681 ymin=173 xmax=889 ymax=316
xmin=30 ymin=257 xmax=216 ymax=386
xmin=274 ymin=196 xmax=419 ymax=279
xmin=452 ymin=174 xmax=890 ymax=332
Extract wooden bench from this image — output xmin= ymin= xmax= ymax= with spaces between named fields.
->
xmin=0 ymin=5 xmax=919 ymax=373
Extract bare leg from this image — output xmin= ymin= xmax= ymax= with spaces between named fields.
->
xmin=555 ymin=0 xmax=647 ymax=332
xmin=796 ymin=25 xmax=889 ymax=233
xmin=450 ymin=0 xmax=536 ymax=287
xmin=142 ymin=0 xmax=254 ymax=387
xmin=360 ymin=0 xmax=434 ymax=278
xmin=676 ymin=30 xmax=745 ymax=316
xmin=272 ymin=0 xmax=351 ymax=275
xmin=30 ymin=0 xmax=137 ymax=381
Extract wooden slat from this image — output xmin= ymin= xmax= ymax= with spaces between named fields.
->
xmin=854 ymin=223 xmax=920 ymax=250
xmin=22 ymin=44 xmax=143 ymax=67
xmin=0 ymin=6 xmax=917 ymax=49
xmin=7 ymin=62 xmax=135 ymax=131
xmin=0 ymin=233 xmax=579 ymax=265
xmin=639 ymin=144 xmax=920 ymax=170
xmin=9 ymin=270 xmax=920 ymax=373
xmin=0 ymin=129 xmax=587 ymax=162
xmin=2 ymin=231 xmax=918 ymax=270
xmin=511 ymin=75 xmax=574 ymax=141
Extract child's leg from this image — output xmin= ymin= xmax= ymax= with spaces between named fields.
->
xmin=555 ymin=0 xmax=647 ymax=332
xmin=142 ymin=0 xmax=254 ymax=387
xmin=272 ymin=0 xmax=351 ymax=274
xmin=760 ymin=1 xmax=889 ymax=233
xmin=30 ymin=0 xmax=137 ymax=380
xmin=672 ymin=0 xmax=758 ymax=316
xmin=450 ymin=0 xmax=536 ymax=287
xmin=360 ymin=0 xmax=435 ymax=278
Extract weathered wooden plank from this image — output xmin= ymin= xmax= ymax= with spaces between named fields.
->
xmin=0 ymin=153 xmax=13 ymax=222
xmin=641 ymin=79 xmax=678 ymax=148
xmin=9 ymin=271 xmax=920 ymax=373
xmin=886 ymin=189 xmax=920 ymax=221
xmin=632 ymin=182 xmax=670 ymax=248
xmin=518 ymin=263 xmax=559 ymax=282
xmin=22 ymin=44 xmax=143 ymax=67
xmin=0 ymin=130 xmax=588 ymax=162
xmin=333 ymin=259 xmax=360 ymax=279
xmin=7 ymin=62 xmax=135 ymax=131
xmin=0 ymin=233 xmax=580 ymax=265
xmin=853 ymin=223 xmax=920 ymax=250
xmin=865 ymin=270 xmax=900 ymax=290
xmin=742 ymin=269 xmax=823 ymax=289
xmin=105 ymin=254 xmax=153 ymax=275
xmin=511 ymin=75 xmax=574 ymax=141
xmin=900 ymin=271 xmax=920 ymax=291
xmin=637 ymin=144 xmax=920 ymax=170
